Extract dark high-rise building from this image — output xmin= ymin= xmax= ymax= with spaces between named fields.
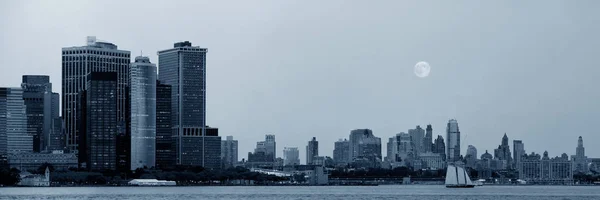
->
xmin=21 ymin=75 xmax=52 ymax=152
xmin=129 ymin=56 xmax=157 ymax=170
xmin=180 ymin=126 xmax=221 ymax=169
xmin=424 ymin=124 xmax=433 ymax=153
xmin=81 ymin=72 xmax=118 ymax=171
xmin=155 ymin=81 xmax=174 ymax=169
xmin=46 ymin=93 xmax=62 ymax=151
xmin=494 ymin=133 xmax=512 ymax=169
xmin=62 ymin=36 xmax=131 ymax=169
xmin=433 ymin=135 xmax=446 ymax=160
xmin=158 ymin=41 xmax=217 ymax=168
xmin=306 ymin=137 xmax=318 ymax=165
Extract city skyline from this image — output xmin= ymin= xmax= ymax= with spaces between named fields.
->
xmin=1 ymin=1 xmax=600 ymax=164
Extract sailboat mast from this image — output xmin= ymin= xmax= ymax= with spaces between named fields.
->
xmin=463 ymin=168 xmax=468 ymax=185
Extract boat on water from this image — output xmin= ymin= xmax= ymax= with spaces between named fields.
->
xmin=445 ymin=164 xmax=475 ymax=188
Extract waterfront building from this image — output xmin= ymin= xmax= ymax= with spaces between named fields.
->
xmin=306 ymin=137 xmax=318 ymax=165
xmin=513 ymin=140 xmax=525 ymax=170
xmin=8 ymin=151 xmax=77 ymax=171
xmin=155 ymin=81 xmax=174 ymax=169
xmin=18 ymin=167 xmax=50 ymax=187
xmin=129 ymin=56 xmax=157 ymax=170
xmin=81 ymin=72 xmax=118 ymax=171
xmin=333 ymin=139 xmax=350 ymax=165
xmin=571 ymin=136 xmax=588 ymax=173
xmin=283 ymin=147 xmax=300 ymax=166
xmin=408 ymin=126 xmax=425 ymax=157
xmin=493 ymin=133 xmax=512 ymax=169
xmin=519 ymin=151 xmax=573 ymax=185
xmin=420 ymin=152 xmax=445 ymax=170
xmin=446 ymin=119 xmax=461 ymax=162
xmin=0 ymin=87 xmax=31 ymax=154
xmin=62 ymin=37 xmax=131 ymax=170
xmin=21 ymin=75 xmax=53 ymax=152
xmin=221 ymin=136 xmax=238 ymax=168
xmin=158 ymin=41 xmax=218 ymax=168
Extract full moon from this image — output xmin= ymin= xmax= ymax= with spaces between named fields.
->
xmin=414 ymin=61 xmax=431 ymax=78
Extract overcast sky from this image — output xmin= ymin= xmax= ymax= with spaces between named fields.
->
xmin=1 ymin=0 xmax=599 ymax=163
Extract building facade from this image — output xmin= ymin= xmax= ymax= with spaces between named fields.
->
xmin=333 ymin=139 xmax=350 ymax=165
xmin=21 ymin=75 xmax=52 ymax=152
xmin=0 ymin=88 xmax=31 ymax=154
xmin=155 ymin=81 xmax=174 ymax=169
xmin=571 ymin=136 xmax=588 ymax=173
xmin=306 ymin=137 xmax=318 ymax=165
xmin=420 ymin=152 xmax=445 ymax=170
xmin=519 ymin=151 xmax=573 ymax=185
xmin=433 ymin=135 xmax=446 ymax=160
xmin=466 ymin=145 xmax=478 ymax=168
xmin=493 ymin=133 xmax=512 ymax=169
xmin=221 ymin=136 xmax=238 ymax=168
xmin=408 ymin=126 xmax=425 ymax=157
xmin=513 ymin=140 xmax=525 ymax=170
xmin=180 ymin=127 xmax=221 ymax=169
xmin=446 ymin=119 xmax=460 ymax=162
xmin=349 ymin=129 xmax=381 ymax=162
xmin=283 ymin=147 xmax=300 ymax=166
xmin=423 ymin=124 xmax=433 ymax=153
xmin=62 ymin=37 xmax=131 ymax=170
xmin=129 ymin=56 xmax=157 ymax=170
xmin=8 ymin=151 xmax=77 ymax=171
xmin=157 ymin=41 xmax=212 ymax=167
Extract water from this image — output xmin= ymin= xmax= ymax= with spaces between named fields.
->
xmin=0 ymin=185 xmax=599 ymax=200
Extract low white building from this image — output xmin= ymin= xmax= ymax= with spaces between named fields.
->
xmin=18 ymin=167 xmax=50 ymax=187
xmin=128 ymin=179 xmax=176 ymax=186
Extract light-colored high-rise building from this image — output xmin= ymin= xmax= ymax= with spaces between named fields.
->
xmin=386 ymin=136 xmax=397 ymax=162
xmin=0 ymin=88 xmax=31 ymax=154
xmin=571 ymin=136 xmax=588 ymax=173
xmin=221 ymin=136 xmax=238 ymax=168
xmin=333 ymin=139 xmax=350 ymax=165
xmin=129 ymin=56 xmax=157 ymax=170
xmin=409 ymin=125 xmax=425 ymax=157
xmin=520 ymin=151 xmax=573 ymax=184
xmin=62 ymin=37 xmax=131 ymax=169
xmin=265 ymin=134 xmax=276 ymax=161
xmin=158 ymin=41 xmax=221 ymax=169
xmin=466 ymin=145 xmax=478 ymax=168
xmin=446 ymin=119 xmax=461 ymax=162
xmin=396 ymin=132 xmax=414 ymax=161
xmin=306 ymin=137 xmax=318 ymax=165
xmin=283 ymin=147 xmax=300 ymax=166
xmin=513 ymin=140 xmax=525 ymax=170
xmin=349 ymin=129 xmax=381 ymax=162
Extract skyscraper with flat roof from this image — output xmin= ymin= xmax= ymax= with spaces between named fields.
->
xmin=446 ymin=119 xmax=460 ymax=162
xmin=158 ymin=41 xmax=219 ymax=168
xmin=513 ymin=140 xmax=525 ymax=170
xmin=21 ymin=75 xmax=52 ymax=152
xmin=129 ymin=56 xmax=157 ymax=170
xmin=155 ymin=81 xmax=174 ymax=169
xmin=221 ymin=136 xmax=238 ymax=168
xmin=62 ymin=36 xmax=131 ymax=169
xmin=0 ymin=88 xmax=30 ymax=154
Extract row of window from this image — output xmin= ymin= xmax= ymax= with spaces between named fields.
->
xmin=63 ymin=50 xmax=129 ymax=57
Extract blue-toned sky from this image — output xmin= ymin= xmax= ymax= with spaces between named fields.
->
xmin=1 ymin=0 xmax=599 ymax=163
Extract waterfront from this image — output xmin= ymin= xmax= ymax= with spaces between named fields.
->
xmin=1 ymin=185 xmax=599 ymax=200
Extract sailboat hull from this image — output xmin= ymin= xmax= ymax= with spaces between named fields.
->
xmin=446 ymin=185 xmax=475 ymax=188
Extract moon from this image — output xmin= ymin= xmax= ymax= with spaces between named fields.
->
xmin=414 ymin=61 xmax=431 ymax=78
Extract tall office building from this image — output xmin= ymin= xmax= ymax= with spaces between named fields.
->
xmin=155 ymin=81 xmax=174 ymax=169
xmin=446 ymin=119 xmax=461 ymax=162
xmin=46 ymin=93 xmax=62 ymax=151
xmin=0 ymin=88 xmax=31 ymax=154
xmin=386 ymin=136 xmax=397 ymax=162
xmin=466 ymin=145 xmax=478 ymax=168
xmin=283 ymin=147 xmax=300 ymax=166
xmin=221 ymin=136 xmax=238 ymax=168
xmin=81 ymin=72 xmax=118 ymax=171
xmin=494 ymin=133 xmax=512 ymax=169
xmin=424 ymin=124 xmax=433 ymax=153
xmin=333 ymin=139 xmax=350 ymax=165
xmin=409 ymin=125 xmax=425 ymax=157
xmin=513 ymin=140 xmax=525 ymax=170
xmin=62 ymin=36 xmax=131 ymax=168
xmin=433 ymin=135 xmax=446 ymax=160
xmin=264 ymin=134 xmax=276 ymax=161
xmin=349 ymin=129 xmax=381 ymax=161
xmin=572 ymin=136 xmax=588 ymax=173
xmin=129 ymin=56 xmax=157 ymax=170
xmin=306 ymin=137 xmax=318 ymax=165
xmin=395 ymin=132 xmax=414 ymax=162
xmin=21 ymin=75 xmax=52 ymax=152
xmin=158 ymin=41 xmax=218 ymax=168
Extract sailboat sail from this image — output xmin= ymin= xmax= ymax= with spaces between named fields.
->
xmin=456 ymin=167 xmax=466 ymax=185
xmin=445 ymin=165 xmax=458 ymax=185
xmin=464 ymin=169 xmax=474 ymax=185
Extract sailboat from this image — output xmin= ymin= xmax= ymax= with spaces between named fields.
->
xmin=445 ymin=164 xmax=475 ymax=188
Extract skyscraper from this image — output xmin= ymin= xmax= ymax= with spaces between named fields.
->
xmin=446 ymin=119 xmax=460 ymax=162
xmin=0 ymin=88 xmax=30 ymax=154
xmin=386 ymin=136 xmax=397 ymax=162
xmin=333 ymin=139 xmax=350 ymax=165
xmin=21 ymin=75 xmax=52 ymax=152
xmin=81 ymin=72 xmax=118 ymax=171
xmin=395 ymin=132 xmax=414 ymax=163
xmin=283 ymin=147 xmax=300 ymax=166
xmin=494 ymin=133 xmax=512 ymax=169
xmin=423 ymin=124 xmax=433 ymax=153
xmin=466 ymin=145 xmax=478 ymax=168
xmin=221 ymin=136 xmax=238 ymax=168
xmin=155 ymin=81 xmax=174 ymax=169
xmin=265 ymin=134 xmax=276 ymax=161
xmin=349 ymin=129 xmax=381 ymax=163
xmin=572 ymin=136 xmax=588 ymax=173
xmin=306 ymin=137 xmax=318 ymax=165
xmin=433 ymin=135 xmax=446 ymax=160
xmin=409 ymin=125 xmax=425 ymax=157
xmin=129 ymin=56 xmax=157 ymax=170
xmin=513 ymin=140 xmax=525 ymax=170
xmin=158 ymin=41 xmax=214 ymax=167
xmin=62 ymin=37 xmax=131 ymax=168
xmin=46 ymin=93 xmax=62 ymax=151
